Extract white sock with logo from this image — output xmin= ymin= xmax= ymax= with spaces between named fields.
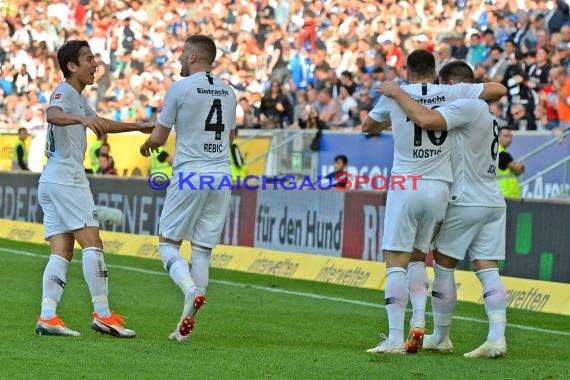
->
xmin=82 ymin=247 xmax=111 ymax=318
xmin=476 ymin=268 xmax=507 ymax=343
xmin=385 ymin=267 xmax=408 ymax=344
xmin=191 ymin=245 xmax=212 ymax=293
xmin=431 ymin=263 xmax=456 ymax=343
xmin=407 ymin=261 xmax=428 ymax=328
xmin=40 ymin=254 xmax=70 ymax=319
xmin=159 ymin=243 xmax=195 ymax=296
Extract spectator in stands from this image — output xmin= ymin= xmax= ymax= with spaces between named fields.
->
xmin=97 ymin=153 xmax=118 ymax=176
xmin=298 ymin=104 xmax=326 ymax=130
xmin=498 ymin=127 xmax=524 ymax=198
xmin=436 ymin=44 xmax=455 ymax=72
xmin=237 ymin=96 xmax=260 ymax=129
xmin=12 ymin=127 xmax=29 ymax=171
xmin=325 ymin=154 xmax=348 ymax=189
xmin=503 ymin=50 xmax=537 ymax=130
xmin=338 ymin=85 xmax=358 ymax=128
xmin=98 ymin=143 xmax=115 ymax=170
xmin=12 ymin=64 xmax=32 ymax=96
xmin=467 ymin=32 xmax=485 ymax=64
xmin=259 ymin=80 xmax=293 ymax=128
xmin=538 ymin=66 xmax=561 ymax=130
xmin=484 ymin=44 xmax=510 ymax=82
xmin=527 ymin=47 xmax=551 ymax=92
xmin=553 ymin=65 xmax=570 ymax=130
xmin=317 ymin=88 xmax=342 ymax=128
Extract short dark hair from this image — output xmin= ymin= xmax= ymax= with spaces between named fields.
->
xmin=185 ymin=34 xmax=217 ymax=64
xmin=57 ymin=40 xmax=90 ymax=79
xmin=438 ymin=61 xmax=475 ymax=84
xmin=18 ymin=127 xmax=27 ymax=134
xmin=499 ymin=126 xmax=512 ymax=135
xmin=406 ymin=49 xmax=435 ymax=78
xmin=334 ymin=154 xmax=348 ymax=165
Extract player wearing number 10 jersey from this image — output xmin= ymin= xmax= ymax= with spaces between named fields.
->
xmin=361 ymin=50 xmax=507 ymax=354
xmin=382 ymin=61 xmax=508 ymax=358
xmin=140 ymin=35 xmax=236 ymax=342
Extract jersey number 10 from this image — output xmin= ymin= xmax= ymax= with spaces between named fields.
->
xmin=205 ymin=99 xmax=225 ymax=140
xmin=407 ymin=106 xmax=447 ymax=147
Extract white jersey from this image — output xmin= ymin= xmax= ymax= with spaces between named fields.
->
xmin=436 ymin=98 xmax=506 ymax=208
xmin=39 ymin=81 xmax=96 ymax=188
xmin=158 ymin=71 xmax=237 ymax=176
xmin=368 ymin=83 xmax=484 ymax=182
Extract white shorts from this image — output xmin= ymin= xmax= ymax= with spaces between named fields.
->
xmin=382 ymin=179 xmax=450 ymax=253
xmin=435 ymin=205 xmax=506 ymax=261
xmin=38 ymin=183 xmax=99 ymax=240
xmin=159 ymin=174 xmax=231 ymax=248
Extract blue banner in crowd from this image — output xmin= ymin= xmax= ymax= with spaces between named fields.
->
xmin=318 ymin=132 xmax=570 ymax=198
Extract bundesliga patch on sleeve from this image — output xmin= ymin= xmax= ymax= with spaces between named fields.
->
xmin=54 ymin=93 xmax=62 ymax=99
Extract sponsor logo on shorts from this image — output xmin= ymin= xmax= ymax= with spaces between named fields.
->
xmin=92 ymin=210 xmax=99 ymax=220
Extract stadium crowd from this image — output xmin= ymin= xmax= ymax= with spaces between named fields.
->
xmin=0 ymin=0 xmax=569 ymax=133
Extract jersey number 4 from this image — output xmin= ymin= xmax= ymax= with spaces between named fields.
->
xmin=205 ymin=99 xmax=225 ymax=140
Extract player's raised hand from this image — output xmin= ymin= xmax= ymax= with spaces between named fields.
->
xmin=377 ymin=81 xmax=401 ymax=98
xmin=140 ymin=141 xmax=159 ymax=157
xmin=81 ymin=115 xmax=107 ymax=136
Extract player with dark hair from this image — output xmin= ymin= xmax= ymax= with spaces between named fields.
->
xmin=140 ymin=35 xmax=237 ymax=342
xmin=36 ymin=40 xmax=151 ymax=337
xmin=362 ymin=50 xmax=506 ymax=354
xmin=378 ymin=60 xmax=508 ymax=358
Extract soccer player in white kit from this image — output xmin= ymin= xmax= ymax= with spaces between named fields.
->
xmin=361 ymin=50 xmax=507 ymax=354
xmin=379 ymin=61 xmax=508 ymax=358
xmin=140 ymin=35 xmax=237 ymax=342
xmin=36 ymin=40 xmax=151 ymax=337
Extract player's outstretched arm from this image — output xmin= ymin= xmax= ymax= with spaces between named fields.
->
xmin=46 ymin=106 xmax=107 ymax=136
xmin=480 ymin=82 xmax=507 ymax=102
xmin=378 ymin=81 xmax=447 ymax=131
xmin=100 ymin=118 xmax=155 ymax=134
xmin=140 ymin=124 xmax=171 ymax=157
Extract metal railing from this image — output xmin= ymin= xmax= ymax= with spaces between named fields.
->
xmin=518 ymin=129 xmax=570 ymax=164
xmin=520 ymin=155 xmax=570 ymax=189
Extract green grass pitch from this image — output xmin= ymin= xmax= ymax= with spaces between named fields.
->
xmin=0 ymin=238 xmax=568 ymax=379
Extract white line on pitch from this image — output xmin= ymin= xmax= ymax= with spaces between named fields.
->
xmin=1 ymin=247 xmax=568 ymax=337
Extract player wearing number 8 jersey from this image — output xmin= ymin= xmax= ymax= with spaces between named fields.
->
xmin=379 ymin=61 xmax=508 ymax=358
xmin=140 ymin=35 xmax=237 ymax=342
xmin=361 ymin=50 xmax=507 ymax=354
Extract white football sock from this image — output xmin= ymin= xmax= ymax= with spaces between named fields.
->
xmin=191 ymin=245 xmax=212 ymax=293
xmin=160 ymin=243 xmax=195 ymax=296
xmin=431 ymin=262 xmax=456 ymax=343
xmin=385 ymin=267 xmax=408 ymax=344
xmin=82 ymin=247 xmax=111 ymax=318
xmin=407 ymin=261 xmax=428 ymax=327
xmin=40 ymin=254 xmax=70 ymax=319
xmin=476 ymin=268 xmax=507 ymax=343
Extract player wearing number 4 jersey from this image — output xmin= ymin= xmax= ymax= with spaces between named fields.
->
xmin=380 ymin=61 xmax=508 ymax=358
xmin=362 ymin=50 xmax=507 ymax=354
xmin=140 ymin=35 xmax=237 ymax=343
xmin=36 ymin=40 xmax=151 ymax=338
